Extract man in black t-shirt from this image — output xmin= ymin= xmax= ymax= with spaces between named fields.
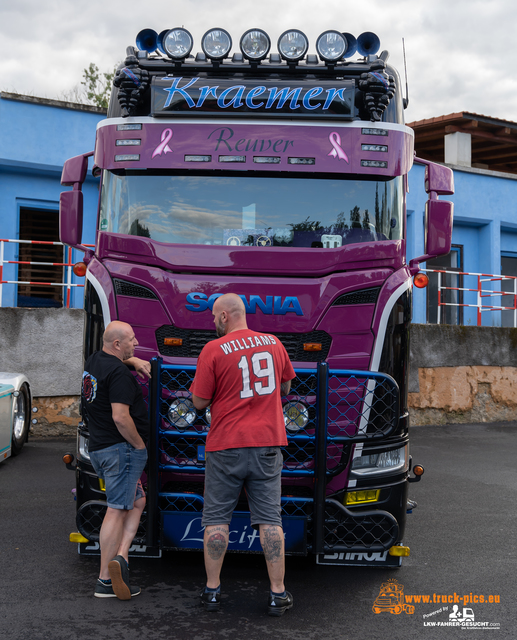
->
xmin=82 ymin=321 xmax=150 ymax=600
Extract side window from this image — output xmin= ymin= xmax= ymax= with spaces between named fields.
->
xmin=426 ymin=245 xmax=463 ymax=325
xmin=17 ymin=207 xmax=63 ymax=308
xmin=501 ymin=255 xmax=517 ymax=328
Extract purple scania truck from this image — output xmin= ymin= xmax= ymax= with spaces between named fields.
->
xmin=61 ymin=27 xmax=454 ymax=565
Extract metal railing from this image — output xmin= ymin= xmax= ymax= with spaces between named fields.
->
xmin=423 ymin=268 xmax=517 ymax=326
xmin=0 ymin=239 xmax=92 ymax=308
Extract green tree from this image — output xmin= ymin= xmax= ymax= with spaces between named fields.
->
xmin=350 ymin=205 xmax=361 ymax=228
xmin=288 ymin=217 xmax=322 ymax=233
xmin=129 ymin=219 xmax=151 ymax=238
xmin=81 ymin=63 xmax=116 ymax=108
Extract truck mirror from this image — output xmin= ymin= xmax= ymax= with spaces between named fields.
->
xmin=61 ymin=154 xmax=89 ymax=186
xmin=424 ymin=162 xmax=454 ymax=196
xmin=409 ymin=198 xmax=454 ymax=274
xmin=425 ymin=199 xmax=453 ymax=257
xmin=59 ymin=190 xmax=84 ymax=247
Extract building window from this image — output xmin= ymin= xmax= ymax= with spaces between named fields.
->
xmin=426 ymin=245 xmax=463 ymax=325
xmin=501 ymin=255 xmax=517 ymax=327
xmin=17 ymin=207 xmax=63 ymax=308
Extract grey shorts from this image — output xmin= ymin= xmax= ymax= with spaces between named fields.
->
xmin=90 ymin=442 xmax=147 ymax=510
xmin=202 ymin=446 xmax=283 ymax=529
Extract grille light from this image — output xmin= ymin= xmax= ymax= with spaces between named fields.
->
xmin=202 ymin=28 xmax=232 ymax=60
xmin=303 ymin=343 xmax=322 ymax=351
xmin=162 ymin=28 xmax=193 ymax=60
xmin=240 ymin=29 xmax=271 ymax=61
xmin=283 ymin=402 xmax=309 ymax=433
xmin=277 ymin=29 xmax=308 ymax=62
xmin=316 ymin=30 xmax=347 ymax=62
xmin=168 ymin=399 xmax=196 ymax=429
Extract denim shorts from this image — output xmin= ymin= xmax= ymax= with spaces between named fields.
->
xmin=202 ymin=447 xmax=283 ymax=529
xmin=90 ymin=442 xmax=147 ymax=510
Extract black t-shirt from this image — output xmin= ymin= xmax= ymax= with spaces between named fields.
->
xmin=82 ymin=350 xmax=149 ymax=452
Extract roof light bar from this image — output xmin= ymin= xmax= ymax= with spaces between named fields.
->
xmin=277 ymin=29 xmax=308 ymax=62
xmin=202 ymin=28 xmax=232 ymax=61
xmin=240 ymin=28 xmax=271 ymax=61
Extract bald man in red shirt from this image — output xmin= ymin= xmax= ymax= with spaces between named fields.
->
xmin=191 ymin=293 xmax=295 ymax=616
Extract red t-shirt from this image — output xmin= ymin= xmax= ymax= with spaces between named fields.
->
xmin=190 ymin=329 xmax=295 ymax=452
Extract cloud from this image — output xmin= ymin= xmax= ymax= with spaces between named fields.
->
xmin=1 ymin=0 xmax=516 ymax=121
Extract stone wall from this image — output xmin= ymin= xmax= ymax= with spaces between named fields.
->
xmin=2 ymin=309 xmax=517 ymax=433
xmin=409 ymin=324 xmax=517 ymax=425
xmin=0 ymin=308 xmax=84 ymax=436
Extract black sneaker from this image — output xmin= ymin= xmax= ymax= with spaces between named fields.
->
xmin=108 ymin=555 xmax=140 ymax=600
xmin=94 ymin=580 xmax=141 ymax=599
xmin=200 ymin=588 xmax=221 ymax=611
xmin=268 ymin=591 xmax=293 ymax=617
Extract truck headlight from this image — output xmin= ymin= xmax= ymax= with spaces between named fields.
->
xmin=168 ymin=399 xmax=196 ymax=430
xmin=283 ymin=401 xmax=309 ymax=433
xmin=78 ymin=434 xmax=90 ymax=461
xmin=350 ymin=444 xmax=408 ymax=477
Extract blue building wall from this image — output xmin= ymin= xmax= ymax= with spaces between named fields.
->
xmin=0 ymin=93 xmax=104 ymax=308
xmin=2 ymin=93 xmax=517 ymax=325
xmin=407 ymin=162 xmax=517 ymax=326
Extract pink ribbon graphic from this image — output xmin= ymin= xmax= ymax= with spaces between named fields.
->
xmin=152 ymin=129 xmax=173 ymax=158
xmin=328 ymin=132 xmax=349 ymax=163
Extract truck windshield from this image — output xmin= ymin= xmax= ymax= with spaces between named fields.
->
xmin=99 ymin=171 xmax=403 ymax=248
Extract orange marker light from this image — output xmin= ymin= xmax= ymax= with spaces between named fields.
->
xmin=73 ymin=262 xmax=87 ymax=277
xmin=303 ymin=343 xmax=322 ymax=352
xmin=62 ymin=454 xmax=74 ymax=464
xmin=164 ymin=338 xmax=183 ymax=347
xmin=413 ymin=464 xmax=424 ymax=476
xmin=413 ymin=272 xmax=429 ymax=289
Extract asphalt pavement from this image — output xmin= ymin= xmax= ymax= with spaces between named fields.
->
xmin=0 ymin=423 xmax=515 ymax=640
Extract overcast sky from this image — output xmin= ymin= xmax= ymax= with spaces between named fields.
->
xmin=2 ymin=0 xmax=516 ymax=124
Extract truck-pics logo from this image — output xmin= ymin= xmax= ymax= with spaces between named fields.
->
xmin=372 ymin=580 xmax=414 ymax=615
xmin=186 ymin=292 xmax=303 ymax=315
xmin=372 ymin=581 xmax=502 ymax=628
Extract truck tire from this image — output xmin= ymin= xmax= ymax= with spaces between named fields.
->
xmin=11 ymin=383 xmax=30 ymax=456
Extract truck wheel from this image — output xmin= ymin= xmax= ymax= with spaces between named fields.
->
xmin=11 ymin=383 xmax=30 ymax=456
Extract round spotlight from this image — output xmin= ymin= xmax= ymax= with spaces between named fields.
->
xmin=283 ymin=402 xmax=309 ymax=433
xmin=316 ymin=30 xmax=347 ymax=62
xmin=202 ymin=28 xmax=232 ymax=61
xmin=168 ymin=398 xmax=196 ymax=430
xmin=240 ymin=28 xmax=271 ymax=61
xmin=277 ymin=29 xmax=308 ymax=62
xmin=161 ymin=28 xmax=193 ymax=60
